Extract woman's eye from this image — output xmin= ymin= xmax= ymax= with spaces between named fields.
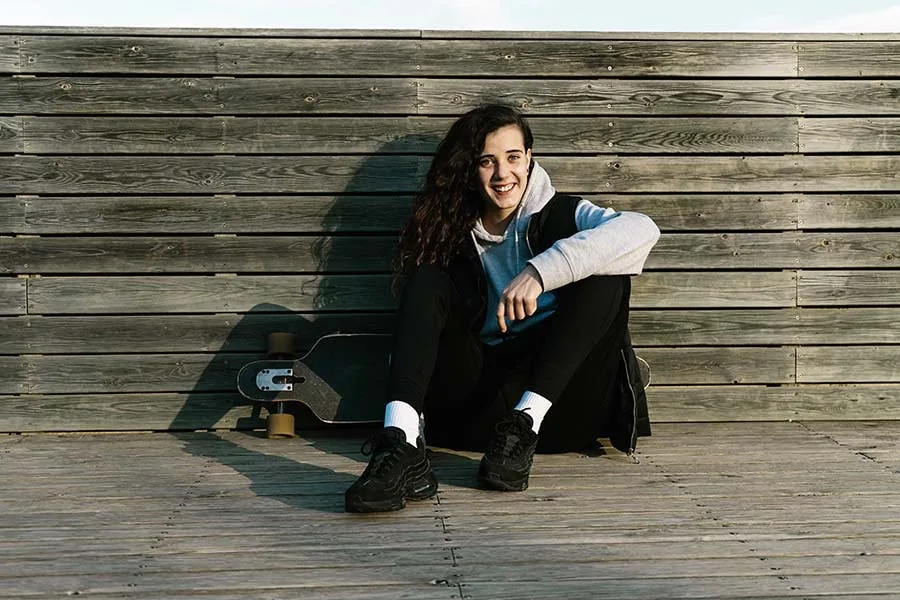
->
xmin=509 ymin=154 xmax=521 ymax=162
xmin=479 ymin=158 xmax=493 ymax=168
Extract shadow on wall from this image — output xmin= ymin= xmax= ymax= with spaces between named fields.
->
xmin=165 ymin=134 xmax=441 ymax=513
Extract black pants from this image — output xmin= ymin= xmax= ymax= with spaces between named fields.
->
xmin=389 ymin=265 xmax=630 ymax=453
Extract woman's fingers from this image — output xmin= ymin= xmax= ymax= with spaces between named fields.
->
xmin=497 ymin=266 xmax=543 ymax=331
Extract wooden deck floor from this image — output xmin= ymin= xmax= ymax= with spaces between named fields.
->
xmin=4 ymin=422 xmax=900 ymax=599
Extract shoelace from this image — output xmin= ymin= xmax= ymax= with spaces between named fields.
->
xmin=360 ymin=431 xmax=406 ymax=478
xmin=490 ymin=414 xmax=530 ymax=459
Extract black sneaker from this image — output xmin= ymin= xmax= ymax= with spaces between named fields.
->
xmin=477 ymin=410 xmax=539 ymax=491
xmin=345 ymin=427 xmax=438 ymax=513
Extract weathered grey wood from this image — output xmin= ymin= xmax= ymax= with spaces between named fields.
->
xmin=15 ymin=37 xmax=797 ymax=77
xmin=799 ymin=42 xmax=900 ymax=77
xmin=10 ymin=232 xmax=894 ymax=274
xmin=9 ymin=77 xmax=900 ymax=117
xmin=0 ymin=279 xmax=26 ymax=315
xmin=0 ymin=235 xmax=396 ymax=274
xmin=3 ymin=195 xmax=415 ymax=234
xmin=3 ymin=76 xmax=418 ymax=114
xmin=798 ymin=270 xmax=900 ymax=306
xmin=0 ymin=194 xmax=799 ymax=235
xmin=414 ymin=40 xmax=797 ymax=77
xmin=798 ymin=194 xmax=900 ymax=229
xmin=648 ymin=384 xmax=900 ymax=421
xmin=633 ymin=271 xmax=797 ymax=308
xmin=0 ymin=116 xmax=22 ymax=152
xmin=420 ymin=79 xmax=900 ymax=116
xmin=545 ymin=155 xmax=900 ymax=194
xmin=25 ymin=271 xmax=798 ymax=314
xmin=801 ymin=118 xmax=900 ymax=153
xmin=26 ymin=274 xmax=396 ymax=314
xmin=0 ymin=155 xmax=426 ymax=194
xmin=8 ymin=347 xmax=793 ymax=394
xmin=18 ymin=116 xmax=797 ymax=155
xmin=0 ymin=393 xmax=257 ymax=431
xmin=541 ymin=116 xmax=797 ymax=154
xmin=0 ymin=357 xmax=27 ymax=394
xmin=798 ymin=346 xmax=900 ymax=383
xmin=21 ymin=116 xmax=439 ymax=154
xmin=7 ymin=155 xmax=900 ymax=195
xmin=0 ymin=313 xmax=396 ymax=354
xmin=15 ymin=354 xmax=260 ymax=394
xmin=9 ymin=307 xmax=899 ymax=354
xmin=420 ymin=30 xmax=900 ymax=41
xmin=5 ymin=423 xmax=900 ymax=598
xmin=633 ymin=308 xmax=900 ymax=346
xmin=638 ymin=347 xmax=796 ymax=384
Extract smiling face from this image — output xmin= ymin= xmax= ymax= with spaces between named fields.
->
xmin=476 ymin=124 xmax=532 ymax=225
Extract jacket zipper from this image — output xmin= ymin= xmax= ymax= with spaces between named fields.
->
xmin=620 ymin=348 xmax=640 ymax=463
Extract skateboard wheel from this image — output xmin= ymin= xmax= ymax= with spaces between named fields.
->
xmin=267 ymin=412 xmax=295 ymax=439
xmin=267 ymin=332 xmax=297 ymax=359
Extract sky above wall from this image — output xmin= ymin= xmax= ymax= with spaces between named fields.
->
xmin=3 ymin=0 xmax=900 ymax=32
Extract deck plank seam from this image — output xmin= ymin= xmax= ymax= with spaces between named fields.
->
xmin=637 ymin=444 xmax=804 ymax=594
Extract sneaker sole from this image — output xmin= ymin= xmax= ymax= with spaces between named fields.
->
xmin=345 ymin=471 xmax=438 ymax=513
xmin=476 ymin=471 xmax=529 ymax=492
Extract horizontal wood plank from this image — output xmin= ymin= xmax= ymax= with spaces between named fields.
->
xmin=7 ymin=155 xmax=900 ymax=195
xmin=2 ymin=346 xmax=793 ymax=394
xmin=2 ymin=195 xmax=415 ymax=235
xmin=25 ymin=271 xmax=799 ymax=314
xmin=801 ymin=118 xmax=900 ymax=153
xmin=5 ymin=307 xmax=900 ymax=354
xmin=546 ymin=155 xmax=900 ymax=194
xmin=0 ymin=194 xmax=800 ymax=235
xmin=18 ymin=116 xmax=798 ymax=155
xmin=0 ymin=235 xmax=397 ymax=274
xmin=0 ymin=391 xmax=255 ymax=433
xmin=632 ymin=307 xmax=900 ymax=346
xmin=798 ymin=346 xmax=900 ymax=383
xmin=12 ymin=354 xmax=257 ymax=394
xmin=0 ymin=155 xmax=427 ymax=194
xmin=2 ymin=385 xmax=900 ymax=428
xmin=0 ymin=279 xmax=26 ymax=315
xmin=5 ymin=233 xmax=895 ymax=274
xmin=798 ymin=194 xmax=900 ymax=229
xmin=799 ymin=42 xmax=900 ymax=77
xmin=419 ymin=79 xmax=900 ymax=116
xmin=639 ymin=347 xmax=796 ymax=384
xmin=798 ymin=270 xmax=900 ymax=306
xmin=3 ymin=77 xmax=418 ymax=115
xmin=14 ymin=37 xmax=797 ymax=77
xmin=26 ymin=274 xmax=397 ymax=314
xmin=648 ymin=384 xmax=900 ymax=421
xmin=0 ymin=116 xmax=22 ymax=152
xmin=9 ymin=77 xmax=900 ymax=117
xmin=0 ymin=313 xmax=397 ymax=354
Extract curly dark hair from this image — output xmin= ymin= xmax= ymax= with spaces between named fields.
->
xmin=393 ymin=105 xmax=534 ymax=291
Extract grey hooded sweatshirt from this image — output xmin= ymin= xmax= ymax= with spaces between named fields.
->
xmin=471 ymin=161 xmax=660 ymax=344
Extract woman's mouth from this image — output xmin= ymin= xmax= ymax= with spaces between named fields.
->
xmin=493 ymin=183 xmax=515 ymax=194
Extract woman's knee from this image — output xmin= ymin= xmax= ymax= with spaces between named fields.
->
xmin=559 ymin=275 xmax=630 ymax=313
xmin=398 ymin=264 xmax=459 ymax=313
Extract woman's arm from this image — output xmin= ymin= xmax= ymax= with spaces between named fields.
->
xmin=527 ymin=200 xmax=660 ymax=293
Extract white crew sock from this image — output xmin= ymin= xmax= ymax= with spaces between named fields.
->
xmin=384 ymin=400 xmax=421 ymax=445
xmin=514 ymin=391 xmax=553 ymax=434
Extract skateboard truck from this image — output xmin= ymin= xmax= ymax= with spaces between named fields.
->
xmin=256 ymin=368 xmax=305 ymax=392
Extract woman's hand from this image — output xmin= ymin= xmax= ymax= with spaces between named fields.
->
xmin=497 ymin=264 xmax=544 ymax=333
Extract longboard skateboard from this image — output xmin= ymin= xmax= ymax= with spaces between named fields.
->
xmin=237 ymin=333 xmax=390 ymax=438
xmin=237 ymin=332 xmax=652 ymax=439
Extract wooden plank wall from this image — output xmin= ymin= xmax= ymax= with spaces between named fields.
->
xmin=1 ymin=28 xmax=898 ymax=432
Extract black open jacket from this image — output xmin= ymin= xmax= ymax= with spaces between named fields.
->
xmin=446 ymin=193 xmax=651 ymax=454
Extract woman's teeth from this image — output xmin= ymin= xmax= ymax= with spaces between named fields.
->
xmin=494 ymin=183 xmax=515 ymax=193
